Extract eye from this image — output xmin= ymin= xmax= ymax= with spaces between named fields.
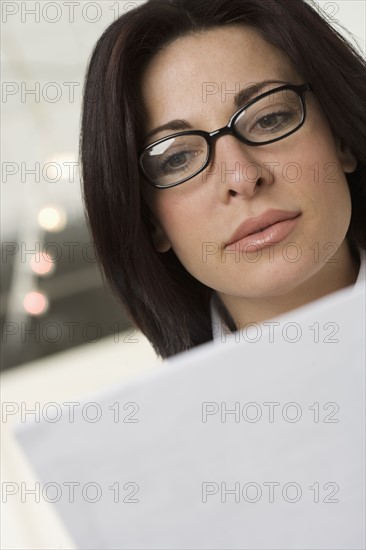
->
xmin=254 ymin=110 xmax=295 ymax=131
xmin=157 ymin=142 xmax=206 ymax=175
xmin=164 ymin=151 xmax=190 ymax=169
xmin=140 ymin=134 xmax=208 ymax=186
xmin=257 ymin=113 xmax=284 ymax=128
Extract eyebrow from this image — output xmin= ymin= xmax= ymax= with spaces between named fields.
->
xmin=143 ymin=79 xmax=288 ymax=143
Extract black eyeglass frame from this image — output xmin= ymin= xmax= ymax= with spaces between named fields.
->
xmin=139 ymin=83 xmax=312 ymax=189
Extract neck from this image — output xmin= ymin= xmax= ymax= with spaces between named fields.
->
xmin=217 ymin=241 xmax=360 ymax=330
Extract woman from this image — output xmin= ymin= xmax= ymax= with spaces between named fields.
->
xmin=81 ymin=0 xmax=366 ymax=358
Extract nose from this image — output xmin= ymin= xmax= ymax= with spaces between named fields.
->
xmin=207 ymin=134 xmax=274 ymax=201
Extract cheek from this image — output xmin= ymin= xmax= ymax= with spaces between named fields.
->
xmin=151 ymin=182 xmax=206 ymax=241
xmin=153 ymin=191 xmax=217 ymax=280
xmin=156 ymin=198 xmax=201 ymax=248
xmin=297 ymin=148 xmax=352 ymax=245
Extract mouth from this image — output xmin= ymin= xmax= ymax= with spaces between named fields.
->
xmin=225 ymin=209 xmax=301 ymax=252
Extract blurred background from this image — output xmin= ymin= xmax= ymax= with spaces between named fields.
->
xmin=1 ymin=0 xmax=365 ymax=372
xmin=1 ymin=1 xmax=150 ymax=371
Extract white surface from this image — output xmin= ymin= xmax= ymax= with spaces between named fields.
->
xmin=1 ymin=333 xmax=159 ymax=550
xmin=13 ymin=285 xmax=366 ymax=550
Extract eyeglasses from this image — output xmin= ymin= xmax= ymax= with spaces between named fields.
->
xmin=139 ymin=83 xmax=312 ymax=189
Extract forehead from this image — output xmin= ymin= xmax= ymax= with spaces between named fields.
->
xmin=140 ymin=25 xmax=302 ymax=131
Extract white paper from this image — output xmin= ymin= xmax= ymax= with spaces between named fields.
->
xmin=14 ymin=285 xmax=366 ymax=549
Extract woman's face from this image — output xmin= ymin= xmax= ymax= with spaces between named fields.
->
xmin=140 ymin=26 xmax=357 ymax=305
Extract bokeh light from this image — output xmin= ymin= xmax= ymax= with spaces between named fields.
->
xmin=38 ymin=205 xmax=67 ymax=232
xmin=23 ymin=292 xmax=49 ymax=316
xmin=30 ymin=252 xmax=55 ymax=276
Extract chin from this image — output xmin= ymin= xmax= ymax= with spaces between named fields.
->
xmin=217 ymin=258 xmax=323 ymax=299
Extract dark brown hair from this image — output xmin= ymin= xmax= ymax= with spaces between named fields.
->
xmin=80 ymin=0 xmax=366 ymax=358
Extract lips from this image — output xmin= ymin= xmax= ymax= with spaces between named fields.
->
xmin=225 ymin=209 xmax=301 ymax=251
